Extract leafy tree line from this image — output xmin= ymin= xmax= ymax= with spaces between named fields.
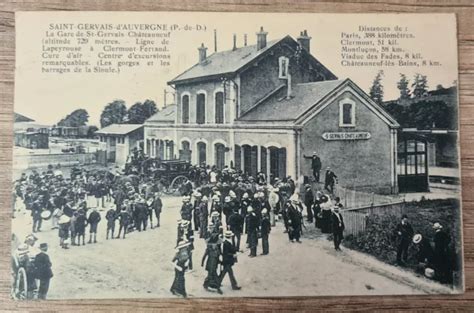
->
xmin=56 ymin=99 xmax=159 ymax=130
xmin=100 ymin=99 xmax=158 ymax=128
xmin=367 ymin=72 xmax=457 ymax=130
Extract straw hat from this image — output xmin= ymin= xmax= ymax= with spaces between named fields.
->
xmin=41 ymin=210 xmax=52 ymax=220
xmin=59 ymin=215 xmax=71 ymax=224
xmin=202 ymin=196 xmax=208 ymax=202
xmin=425 ymin=268 xmax=435 ymax=278
xmin=242 ymin=193 xmax=249 ymax=199
xmin=262 ymin=208 xmax=268 ymax=215
xmin=224 ymin=196 xmax=231 ymax=203
xmin=224 ymin=230 xmax=234 ymax=238
xmin=176 ymin=240 xmax=190 ymax=250
xmin=433 ymin=222 xmax=443 ymax=230
xmin=413 ymin=234 xmax=422 ymax=244
xmin=211 ymin=211 xmax=220 ymax=217
xmin=247 ymin=206 xmax=254 ymax=213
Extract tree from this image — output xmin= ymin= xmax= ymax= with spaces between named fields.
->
xmin=87 ymin=125 xmax=99 ymax=138
xmin=411 ymin=73 xmax=428 ymax=98
xmin=57 ymin=109 xmax=89 ymax=127
xmin=127 ymin=99 xmax=158 ymax=124
xmin=100 ymin=100 xmax=127 ymax=128
xmin=142 ymin=99 xmax=158 ymax=118
xmin=397 ymin=74 xmax=411 ymax=100
xmin=369 ymin=70 xmax=384 ymax=105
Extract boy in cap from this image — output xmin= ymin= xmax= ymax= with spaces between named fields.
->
xmin=105 ymin=207 xmax=117 ymax=239
xmin=117 ymin=206 xmax=131 ymax=239
xmin=87 ymin=207 xmax=101 ymax=244
xmin=34 ymin=243 xmax=53 ymax=299
xmin=75 ymin=210 xmax=87 ymax=245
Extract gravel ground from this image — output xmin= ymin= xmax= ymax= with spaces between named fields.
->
xmin=11 ymin=196 xmax=454 ymax=300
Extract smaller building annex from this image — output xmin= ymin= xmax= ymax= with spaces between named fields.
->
xmin=96 ymin=124 xmax=144 ymax=166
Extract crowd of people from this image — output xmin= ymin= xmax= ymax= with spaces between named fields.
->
xmin=10 ymin=149 xmax=455 ymax=299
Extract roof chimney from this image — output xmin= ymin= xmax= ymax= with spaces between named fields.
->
xmin=244 ymin=34 xmax=247 ymax=46
xmin=297 ymin=30 xmax=311 ymax=53
xmin=233 ymin=34 xmax=237 ymax=51
xmin=198 ymin=43 xmax=207 ymax=63
xmin=256 ymin=26 xmax=268 ymax=50
xmin=214 ymin=29 xmax=217 ymax=52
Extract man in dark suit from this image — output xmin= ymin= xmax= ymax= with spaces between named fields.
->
xmin=219 ymin=230 xmax=241 ymax=290
xmin=260 ymin=209 xmax=271 ymax=255
xmin=324 ymin=167 xmax=338 ymax=194
xmin=245 ymin=206 xmax=259 ymax=257
xmin=395 ymin=214 xmax=414 ymax=266
xmin=152 ymin=192 xmax=163 ymax=228
xmin=228 ymin=208 xmax=244 ymax=251
xmin=303 ymin=152 xmax=322 ymax=182
xmin=34 ymin=243 xmax=53 ymax=300
xmin=331 ymin=207 xmax=345 ymax=251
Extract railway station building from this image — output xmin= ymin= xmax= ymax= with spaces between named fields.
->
xmin=144 ymin=28 xmax=400 ymax=194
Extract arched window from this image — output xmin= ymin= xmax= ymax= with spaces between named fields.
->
xmin=339 ymin=98 xmax=356 ymax=127
xmin=215 ymin=91 xmax=224 ymax=124
xmin=196 ymin=93 xmax=206 ymax=124
xmin=197 ymin=142 xmax=207 ymax=165
xmin=182 ymin=95 xmax=189 ymax=124
xmin=214 ymin=143 xmax=226 ymax=169
xmin=180 ymin=140 xmax=191 ymax=162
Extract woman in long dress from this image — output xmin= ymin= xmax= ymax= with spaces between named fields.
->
xmin=170 ymin=241 xmax=191 ymax=298
xmin=201 ymin=233 xmax=223 ymax=294
xmin=320 ymin=195 xmax=333 ymax=234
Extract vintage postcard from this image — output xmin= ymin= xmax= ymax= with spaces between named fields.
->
xmin=11 ymin=12 xmax=462 ymax=299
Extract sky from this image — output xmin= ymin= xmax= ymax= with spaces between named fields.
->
xmin=15 ymin=12 xmax=458 ymax=126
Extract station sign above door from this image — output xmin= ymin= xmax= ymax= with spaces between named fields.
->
xmin=322 ymin=132 xmax=371 ymax=141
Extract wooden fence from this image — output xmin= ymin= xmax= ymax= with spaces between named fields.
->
xmin=340 ymin=201 xmax=407 ymax=236
xmin=340 ymin=211 xmax=368 ymax=236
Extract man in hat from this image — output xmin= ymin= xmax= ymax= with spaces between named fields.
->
xmin=58 ymin=215 xmax=71 ymax=249
xmin=228 ymin=208 xmax=244 ymax=251
xmin=412 ymin=234 xmax=434 ymax=275
xmin=260 ymin=208 xmax=271 ymax=255
xmin=31 ymin=198 xmax=43 ymax=233
xmin=219 ymin=230 xmax=242 ymax=290
xmin=324 ymin=167 xmax=338 ymax=194
xmin=152 ymin=192 xmax=163 ymax=228
xmin=395 ymin=214 xmax=414 ymax=266
xmin=136 ymin=196 xmax=149 ymax=231
xmin=180 ymin=195 xmax=193 ymax=226
xmin=304 ymin=152 xmax=322 ymax=182
xmin=245 ymin=206 xmax=259 ymax=257
xmin=286 ymin=195 xmax=303 ymax=243
xmin=331 ymin=206 xmax=345 ymax=251
xmin=304 ymin=185 xmax=314 ymax=223
xmin=432 ymin=222 xmax=451 ymax=283
xmin=199 ymin=196 xmax=209 ymax=238
xmin=193 ymin=192 xmax=202 ymax=231
xmin=34 ymin=243 xmax=53 ymax=299
xmin=87 ymin=207 xmax=101 ymax=244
